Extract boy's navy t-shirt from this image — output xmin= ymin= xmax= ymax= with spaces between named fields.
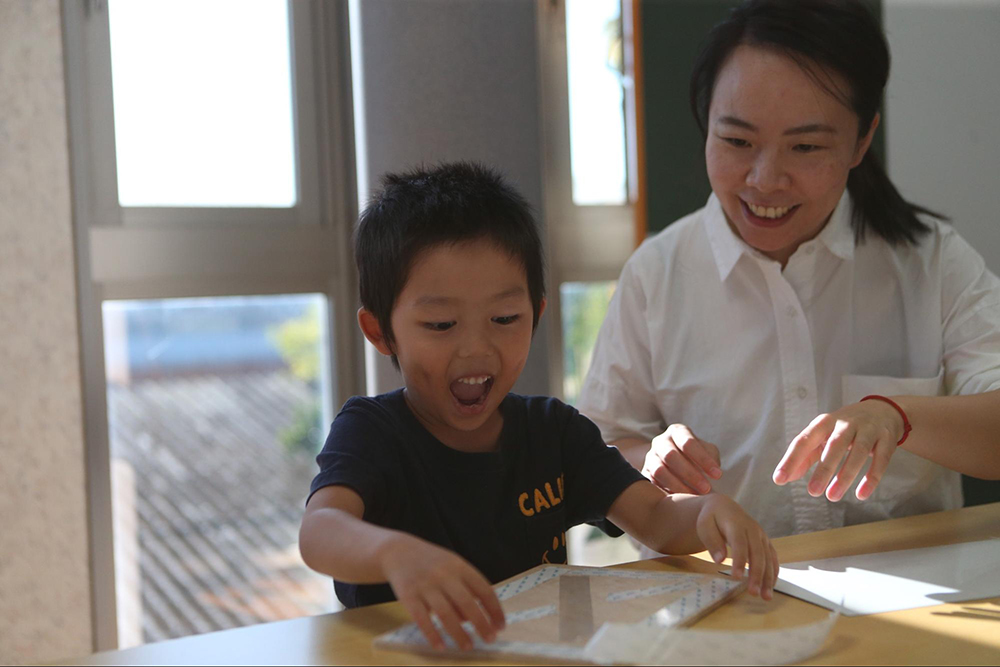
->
xmin=308 ymin=389 xmax=645 ymax=609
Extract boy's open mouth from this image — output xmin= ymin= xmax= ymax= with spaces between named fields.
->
xmin=450 ymin=375 xmax=494 ymax=408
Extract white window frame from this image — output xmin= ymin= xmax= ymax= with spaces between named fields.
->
xmin=62 ymin=0 xmax=361 ymax=650
xmin=536 ymin=0 xmax=641 ymax=399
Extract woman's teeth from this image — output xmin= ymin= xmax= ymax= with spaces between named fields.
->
xmin=457 ymin=376 xmax=490 ymax=385
xmin=747 ymin=202 xmax=793 ymax=219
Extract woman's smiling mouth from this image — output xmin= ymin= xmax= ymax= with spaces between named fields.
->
xmin=740 ymin=198 xmax=800 ymax=227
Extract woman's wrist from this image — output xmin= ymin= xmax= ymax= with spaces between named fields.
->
xmin=860 ymin=395 xmax=911 ymax=445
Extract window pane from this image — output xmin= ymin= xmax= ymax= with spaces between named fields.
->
xmin=108 ymin=0 xmax=297 ymax=208
xmin=560 ymin=281 xmax=616 ymax=406
xmin=566 ymin=0 xmax=628 ymax=206
xmin=103 ymin=295 xmax=335 ymax=646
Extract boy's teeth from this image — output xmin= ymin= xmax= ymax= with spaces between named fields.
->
xmin=458 ymin=376 xmax=489 ymax=385
xmin=748 ymin=202 xmax=792 ymax=219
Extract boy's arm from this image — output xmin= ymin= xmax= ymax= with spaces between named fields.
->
xmin=606 ymin=481 xmax=779 ymax=599
xmin=299 ymin=485 xmax=505 ymax=649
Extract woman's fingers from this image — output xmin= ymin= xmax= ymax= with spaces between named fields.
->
xmin=666 ymin=424 xmax=724 ymax=478
xmin=644 ymin=449 xmax=700 ymax=494
xmin=650 ymin=426 xmax=721 ymax=494
xmin=805 ymin=421 xmax=853 ymax=495
xmin=773 ymin=415 xmax=831 ymax=484
xmin=856 ymin=436 xmax=896 ymax=500
xmin=827 ymin=428 xmax=880 ymax=501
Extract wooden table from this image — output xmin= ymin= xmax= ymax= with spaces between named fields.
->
xmin=69 ymin=503 xmax=1000 ymax=665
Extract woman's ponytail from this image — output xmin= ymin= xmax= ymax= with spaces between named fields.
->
xmin=847 ymin=150 xmax=941 ymax=246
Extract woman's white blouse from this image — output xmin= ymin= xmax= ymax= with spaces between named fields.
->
xmin=577 ymin=192 xmax=1000 ymax=538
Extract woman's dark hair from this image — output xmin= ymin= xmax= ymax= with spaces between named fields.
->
xmin=690 ymin=0 xmax=944 ymax=245
xmin=355 ymin=161 xmax=545 ymax=365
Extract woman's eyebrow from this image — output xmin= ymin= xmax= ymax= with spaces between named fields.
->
xmin=784 ymin=123 xmax=837 ymax=135
xmin=716 ymin=116 xmax=837 ymax=136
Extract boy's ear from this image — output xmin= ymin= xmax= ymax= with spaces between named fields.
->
xmin=357 ymin=308 xmax=394 ymax=357
xmin=538 ymin=297 xmax=547 ymax=322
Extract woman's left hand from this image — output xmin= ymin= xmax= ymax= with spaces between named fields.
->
xmin=771 ymin=400 xmax=906 ymax=501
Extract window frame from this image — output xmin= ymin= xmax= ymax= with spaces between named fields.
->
xmin=536 ymin=0 xmax=644 ymax=399
xmin=62 ymin=0 xmax=361 ymax=650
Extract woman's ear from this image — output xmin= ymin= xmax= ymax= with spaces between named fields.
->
xmin=537 ymin=297 xmax=547 ymax=322
xmin=357 ymin=308 xmax=394 ymax=357
xmin=851 ymin=112 xmax=881 ymax=168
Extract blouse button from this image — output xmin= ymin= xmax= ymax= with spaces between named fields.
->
xmin=797 ymin=386 xmax=808 ymax=399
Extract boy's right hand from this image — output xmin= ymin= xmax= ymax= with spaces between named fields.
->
xmin=380 ymin=534 xmax=506 ymax=651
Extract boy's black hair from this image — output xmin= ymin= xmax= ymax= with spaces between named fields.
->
xmin=690 ymin=0 xmax=946 ymax=246
xmin=355 ymin=161 xmax=545 ymax=362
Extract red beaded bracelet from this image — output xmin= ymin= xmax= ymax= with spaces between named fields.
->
xmin=859 ymin=395 xmax=912 ymax=446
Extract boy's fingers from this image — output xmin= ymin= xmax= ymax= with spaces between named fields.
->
xmin=746 ymin=532 xmax=765 ymax=596
xmin=445 ymin=581 xmax=495 ymax=643
xmin=700 ymin=515 xmax=728 ymax=564
xmin=424 ymin=590 xmax=472 ymax=651
xmin=729 ymin=533 xmax=748 ymax=581
xmin=405 ymin=599 xmax=444 ymax=650
xmin=760 ymin=537 xmax=775 ymax=600
xmin=770 ymin=543 xmax=780 ymax=589
xmin=466 ymin=574 xmax=506 ymax=631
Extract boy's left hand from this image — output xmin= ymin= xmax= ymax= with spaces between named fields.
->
xmin=696 ymin=494 xmax=779 ymax=599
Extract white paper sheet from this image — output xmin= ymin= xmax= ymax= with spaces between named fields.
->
xmin=773 ymin=538 xmax=1000 ymax=615
xmin=583 ymin=612 xmax=838 ymax=666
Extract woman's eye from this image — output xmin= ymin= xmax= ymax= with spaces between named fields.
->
xmin=424 ymin=321 xmax=455 ymax=332
xmin=492 ymin=314 xmax=521 ymax=325
xmin=723 ymin=137 xmax=750 ymax=148
xmin=794 ymin=144 xmax=822 ymax=153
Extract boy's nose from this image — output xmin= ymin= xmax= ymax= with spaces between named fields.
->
xmin=456 ymin=328 xmax=495 ymax=358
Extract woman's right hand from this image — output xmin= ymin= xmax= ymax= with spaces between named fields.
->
xmin=380 ymin=534 xmax=506 ymax=651
xmin=643 ymin=424 xmax=723 ymax=494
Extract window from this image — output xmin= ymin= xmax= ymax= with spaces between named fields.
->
xmin=104 ymin=296 xmax=333 ymax=644
xmin=63 ymin=0 xmax=358 ymax=650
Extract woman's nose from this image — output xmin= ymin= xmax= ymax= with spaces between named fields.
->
xmin=746 ymin=150 xmax=789 ymax=193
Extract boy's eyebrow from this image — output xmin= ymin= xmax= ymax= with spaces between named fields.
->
xmin=716 ymin=115 xmax=837 ymax=135
xmin=412 ymin=286 xmax=527 ymax=307
xmin=491 ymin=286 xmax=527 ymax=301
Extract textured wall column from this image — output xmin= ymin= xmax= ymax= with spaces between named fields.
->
xmin=352 ymin=0 xmax=550 ymax=397
xmin=0 ymin=1 xmax=93 ymax=663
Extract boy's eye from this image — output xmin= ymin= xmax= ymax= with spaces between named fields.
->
xmin=794 ymin=143 xmax=822 ymax=153
xmin=492 ymin=314 xmax=521 ymax=325
xmin=722 ymin=136 xmax=750 ymax=148
xmin=424 ymin=321 xmax=455 ymax=332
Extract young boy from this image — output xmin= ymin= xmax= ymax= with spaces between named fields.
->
xmin=299 ymin=162 xmax=778 ymax=650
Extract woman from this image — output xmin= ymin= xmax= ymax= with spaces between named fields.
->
xmin=577 ymin=0 xmax=1000 ymax=539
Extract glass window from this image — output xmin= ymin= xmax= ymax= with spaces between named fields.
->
xmin=560 ymin=281 xmax=617 ymax=406
xmin=103 ymin=295 xmax=335 ymax=646
xmin=108 ymin=0 xmax=297 ymax=208
xmin=560 ymin=281 xmax=640 ymax=566
xmin=565 ymin=0 xmax=628 ymax=206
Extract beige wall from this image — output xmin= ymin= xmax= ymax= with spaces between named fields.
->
xmin=0 ymin=0 xmax=93 ymax=664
